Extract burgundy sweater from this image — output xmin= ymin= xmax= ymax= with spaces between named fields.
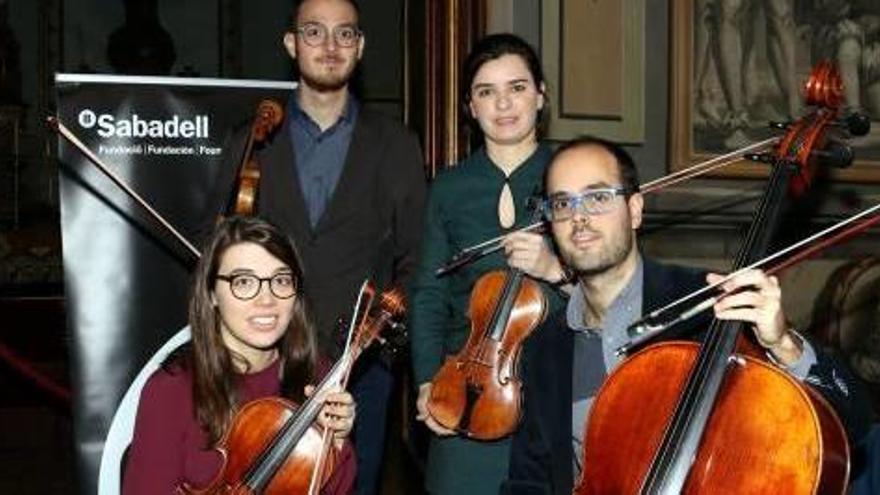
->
xmin=122 ymin=358 xmax=355 ymax=494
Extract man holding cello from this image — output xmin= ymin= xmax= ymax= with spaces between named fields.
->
xmin=502 ymin=136 xmax=872 ymax=494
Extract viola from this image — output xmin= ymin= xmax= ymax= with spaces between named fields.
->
xmin=231 ymin=99 xmax=284 ymax=216
xmin=426 ymin=207 xmax=547 ymax=440
xmin=575 ymin=60 xmax=854 ymax=495
xmin=177 ymin=284 xmax=406 ymax=495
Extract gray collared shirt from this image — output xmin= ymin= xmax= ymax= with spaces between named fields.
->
xmin=288 ymin=92 xmax=359 ymax=227
xmin=570 ymin=257 xmax=644 ymax=475
xmin=567 ymin=256 xmax=817 ymax=478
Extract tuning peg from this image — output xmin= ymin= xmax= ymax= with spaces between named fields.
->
xmin=843 ymin=112 xmax=871 ymax=137
xmin=377 ymin=321 xmax=408 ymax=366
xmin=768 ymin=121 xmax=791 ymax=131
xmin=746 ymin=153 xmax=803 ymax=171
xmin=812 ymin=141 xmax=854 ymax=168
xmin=745 ymin=152 xmax=774 ymax=163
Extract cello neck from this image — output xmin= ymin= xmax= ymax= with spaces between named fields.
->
xmin=640 ymin=156 xmax=797 ymax=494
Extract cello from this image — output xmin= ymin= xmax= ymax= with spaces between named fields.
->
xmin=178 ymin=284 xmax=406 ymax=495
xmin=575 ymin=61 xmax=852 ymax=494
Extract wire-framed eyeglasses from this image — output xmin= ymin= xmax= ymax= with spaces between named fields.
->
xmin=295 ymin=22 xmax=362 ymax=48
xmin=543 ymin=187 xmax=630 ymax=222
xmin=216 ymin=273 xmax=298 ymax=300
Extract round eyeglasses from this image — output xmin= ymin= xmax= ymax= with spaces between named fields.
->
xmin=295 ymin=22 xmax=362 ymax=48
xmin=543 ymin=187 xmax=630 ymax=222
xmin=216 ymin=273 xmax=298 ymax=300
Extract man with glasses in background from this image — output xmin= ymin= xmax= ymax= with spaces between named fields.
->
xmin=500 ymin=136 xmax=870 ymax=494
xmin=201 ymin=2 xmax=425 ymax=494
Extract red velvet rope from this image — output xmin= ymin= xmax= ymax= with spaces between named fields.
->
xmin=0 ymin=340 xmax=71 ymax=403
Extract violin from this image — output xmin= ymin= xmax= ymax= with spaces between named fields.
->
xmin=575 ymin=60 xmax=854 ymax=494
xmin=426 ymin=206 xmax=547 ymax=440
xmin=231 ymin=99 xmax=284 ymax=216
xmin=177 ymin=284 xmax=406 ymax=495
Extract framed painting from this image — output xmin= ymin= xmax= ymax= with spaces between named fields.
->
xmin=670 ymin=0 xmax=880 ymax=181
xmin=541 ymin=0 xmax=645 ymax=143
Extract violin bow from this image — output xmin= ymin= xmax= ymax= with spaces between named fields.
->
xmin=619 ymin=201 xmax=880 ymax=355
xmin=307 ymin=279 xmax=375 ymax=495
xmin=436 ymin=139 xmax=780 ymax=277
xmin=48 ymin=116 xmax=202 ymax=259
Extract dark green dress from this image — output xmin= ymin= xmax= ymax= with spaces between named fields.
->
xmin=410 ymin=145 xmax=562 ymax=494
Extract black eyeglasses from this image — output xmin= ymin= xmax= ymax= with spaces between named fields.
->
xmin=295 ymin=22 xmax=362 ymax=48
xmin=216 ymin=273 xmax=297 ymax=300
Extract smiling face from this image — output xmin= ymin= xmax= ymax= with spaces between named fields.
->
xmin=283 ymin=0 xmax=364 ymax=92
xmin=467 ymin=53 xmax=544 ymax=149
xmin=212 ymin=242 xmax=296 ymax=367
xmin=546 ymin=145 xmax=643 ymax=277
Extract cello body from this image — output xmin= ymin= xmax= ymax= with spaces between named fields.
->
xmin=577 ymin=342 xmax=849 ymax=494
xmin=575 ymin=61 xmax=854 ymax=494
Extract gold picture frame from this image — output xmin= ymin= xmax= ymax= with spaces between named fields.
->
xmin=669 ymin=0 xmax=880 ymax=182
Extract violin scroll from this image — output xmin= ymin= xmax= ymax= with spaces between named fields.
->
xmin=351 ymin=286 xmax=407 ymax=355
xmin=253 ymin=99 xmax=284 ymax=143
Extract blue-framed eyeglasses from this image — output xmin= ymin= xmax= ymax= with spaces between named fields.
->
xmin=543 ymin=187 xmax=630 ymax=222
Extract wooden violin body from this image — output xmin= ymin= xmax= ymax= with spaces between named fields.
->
xmin=177 ymin=398 xmax=337 ymax=495
xmin=577 ymin=342 xmax=849 ymax=494
xmin=427 ymin=269 xmax=546 ymax=440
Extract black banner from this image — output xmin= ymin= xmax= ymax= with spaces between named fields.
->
xmin=55 ymin=74 xmax=295 ymax=494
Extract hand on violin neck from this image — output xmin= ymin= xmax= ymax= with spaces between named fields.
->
xmin=707 ymin=269 xmax=801 ymax=365
xmin=415 ymin=383 xmax=455 ymax=436
xmin=502 ymin=230 xmax=563 ymax=282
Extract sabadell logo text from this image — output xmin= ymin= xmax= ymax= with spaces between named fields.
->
xmin=77 ymin=110 xmax=210 ymax=139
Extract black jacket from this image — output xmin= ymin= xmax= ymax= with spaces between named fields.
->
xmin=502 ymin=258 xmax=872 ymax=495
xmin=201 ymin=103 xmax=426 ymax=356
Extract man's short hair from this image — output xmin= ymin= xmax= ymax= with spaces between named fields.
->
xmin=291 ymin=0 xmax=361 ymax=26
xmin=548 ymin=136 xmax=641 ymax=195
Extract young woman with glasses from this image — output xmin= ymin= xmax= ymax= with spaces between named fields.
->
xmin=123 ymin=216 xmax=356 ymax=494
xmin=409 ymin=33 xmax=570 ymax=495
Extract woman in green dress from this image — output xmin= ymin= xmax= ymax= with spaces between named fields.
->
xmin=410 ymin=33 xmax=569 ymax=494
